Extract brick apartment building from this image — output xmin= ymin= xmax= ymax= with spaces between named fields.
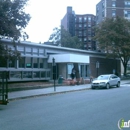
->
xmin=96 ymin=0 xmax=130 ymax=24
xmin=61 ymin=6 xmax=96 ymax=50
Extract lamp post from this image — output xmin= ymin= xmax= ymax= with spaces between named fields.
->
xmin=52 ymin=58 xmax=56 ymax=91
xmin=96 ymin=61 xmax=100 ymax=77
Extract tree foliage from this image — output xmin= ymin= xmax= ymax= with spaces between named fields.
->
xmin=0 ymin=0 xmax=31 ymax=40
xmin=94 ymin=16 xmax=130 ymax=76
xmin=49 ymin=26 xmax=83 ymax=49
xmin=0 ymin=0 xmax=31 ymax=67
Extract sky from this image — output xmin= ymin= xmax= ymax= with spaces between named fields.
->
xmin=25 ymin=0 xmax=100 ymax=43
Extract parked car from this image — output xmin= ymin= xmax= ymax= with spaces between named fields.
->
xmin=91 ymin=74 xmax=120 ymax=89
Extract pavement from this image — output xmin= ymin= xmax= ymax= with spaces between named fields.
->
xmin=8 ymin=79 xmax=130 ymax=101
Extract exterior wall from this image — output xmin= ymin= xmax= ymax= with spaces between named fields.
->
xmin=90 ymin=57 xmax=121 ymax=78
xmin=0 ymin=39 xmax=122 ymax=82
xmin=58 ymin=63 xmax=67 ymax=79
xmin=61 ymin=7 xmax=96 ymax=51
xmin=96 ymin=0 xmax=130 ymax=24
xmin=75 ymin=14 xmax=96 ymax=50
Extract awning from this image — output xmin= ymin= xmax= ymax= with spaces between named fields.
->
xmin=48 ymin=54 xmax=89 ymax=63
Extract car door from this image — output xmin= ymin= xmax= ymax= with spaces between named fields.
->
xmin=109 ymin=75 xmax=114 ymax=86
xmin=110 ymin=75 xmax=118 ymax=86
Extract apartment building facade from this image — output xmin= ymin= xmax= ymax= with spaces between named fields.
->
xmin=96 ymin=0 xmax=130 ymax=24
xmin=61 ymin=7 xmax=96 ymax=50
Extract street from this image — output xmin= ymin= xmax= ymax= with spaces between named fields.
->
xmin=0 ymin=85 xmax=130 ymax=130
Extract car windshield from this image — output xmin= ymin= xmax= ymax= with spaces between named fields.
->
xmin=97 ymin=75 xmax=109 ymax=80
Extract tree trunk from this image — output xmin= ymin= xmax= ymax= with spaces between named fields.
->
xmin=123 ymin=63 xmax=127 ymax=76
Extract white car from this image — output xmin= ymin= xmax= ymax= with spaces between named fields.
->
xmin=91 ymin=74 xmax=120 ymax=89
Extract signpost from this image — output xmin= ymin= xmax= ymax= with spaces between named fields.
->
xmin=52 ymin=58 xmax=56 ymax=91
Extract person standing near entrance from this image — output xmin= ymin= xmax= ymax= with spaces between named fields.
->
xmin=71 ymin=67 xmax=76 ymax=80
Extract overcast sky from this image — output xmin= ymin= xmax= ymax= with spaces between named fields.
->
xmin=25 ymin=0 xmax=100 ymax=43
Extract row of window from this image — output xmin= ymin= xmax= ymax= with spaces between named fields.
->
xmin=8 ymin=45 xmax=46 ymax=56
xmin=75 ymin=16 xmax=95 ymax=22
xmin=0 ymin=57 xmax=48 ymax=69
xmin=75 ymin=24 xmax=92 ymax=28
xmin=9 ymin=71 xmax=50 ymax=80
xmin=97 ymin=9 xmax=130 ymax=19
xmin=97 ymin=1 xmax=130 ymax=13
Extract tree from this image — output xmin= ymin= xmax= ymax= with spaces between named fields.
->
xmin=49 ymin=26 xmax=83 ymax=49
xmin=0 ymin=0 xmax=31 ymax=40
xmin=0 ymin=0 xmax=31 ymax=67
xmin=94 ymin=16 xmax=130 ymax=76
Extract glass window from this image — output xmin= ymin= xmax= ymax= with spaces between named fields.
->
xmin=84 ymin=24 xmax=87 ymax=27
xmin=39 ymin=49 xmax=44 ymax=56
xmin=33 ymin=48 xmax=38 ymax=55
xmin=84 ymin=17 xmax=87 ymax=22
xmin=84 ymin=38 xmax=87 ymax=41
xmin=41 ymin=71 xmax=46 ymax=78
xmin=84 ymin=32 xmax=86 ymax=36
xmin=26 ymin=57 xmax=32 ymax=68
xmin=88 ymin=24 xmax=91 ymax=28
xmin=10 ymin=71 xmax=21 ymax=79
xmin=79 ymin=31 xmax=82 ymax=36
xmin=79 ymin=24 xmax=82 ymax=27
xmin=79 ymin=17 xmax=82 ymax=22
xmin=39 ymin=58 xmax=44 ymax=68
xmin=19 ymin=57 xmax=25 ymax=68
xmin=124 ymin=10 xmax=130 ymax=18
xmin=112 ymin=10 xmax=116 ymax=17
xmin=23 ymin=71 xmax=32 ymax=78
xmin=33 ymin=72 xmax=40 ymax=78
xmin=112 ymin=1 xmax=116 ymax=7
xmin=124 ymin=1 xmax=130 ymax=7
xmin=33 ymin=58 xmax=38 ymax=68
xmin=26 ymin=47 xmax=32 ymax=55
xmin=88 ymin=17 xmax=91 ymax=22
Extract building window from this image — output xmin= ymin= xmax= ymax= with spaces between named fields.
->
xmin=78 ymin=31 xmax=82 ymax=36
xmin=84 ymin=24 xmax=87 ymax=28
xmin=79 ymin=24 xmax=82 ymax=27
xmin=112 ymin=1 xmax=116 ymax=7
xmin=19 ymin=57 xmax=25 ymax=68
xmin=124 ymin=1 xmax=130 ymax=7
xmin=84 ymin=32 xmax=86 ymax=36
xmin=88 ymin=24 xmax=91 ymax=28
xmin=112 ymin=10 xmax=116 ymax=17
xmin=84 ymin=17 xmax=87 ymax=22
xmin=26 ymin=47 xmax=32 ymax=55
xmin=26 ymin=57 xmax=32 ymax=68
xmin=33 ymin=58 xmax=38 ymax=68
xmin=79 ymin=17 xmax=82 ymax=22
xmin=124 ymin=10 xmax=130 ymax=18
xmin=88 ymin=17 xmax=91 ymax=22
xmin=102 ymin=1 xmax=105 ymax=8
xmin=39 ymin=58 xmax=44 ymax=68
xmin=33 ymin=48 xmax=38 ymax=56
xmin=84 ymin=38 xmax=87 ymax=41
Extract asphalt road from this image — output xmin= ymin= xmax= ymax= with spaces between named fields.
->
xmin=0 ymin=85 xmax=130 ymax=130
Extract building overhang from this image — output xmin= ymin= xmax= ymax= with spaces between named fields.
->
xmin=48 ymin=54 xmax=89 ymax=64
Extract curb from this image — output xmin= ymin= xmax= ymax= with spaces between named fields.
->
xmin=8 ymin=87 xmax=91 ymax=101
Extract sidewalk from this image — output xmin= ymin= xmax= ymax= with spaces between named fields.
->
xmin=8 ymin=79 xmax=130 ymax=101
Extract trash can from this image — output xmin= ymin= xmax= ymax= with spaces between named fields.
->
xmin=58 ymin=75 xmax=63 ymax=84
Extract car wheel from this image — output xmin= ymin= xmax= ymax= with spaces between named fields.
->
xmin=116 ymin=82 xmax=120 ymax=87
xmin=106 ymin=83 xmax=110 ymax=89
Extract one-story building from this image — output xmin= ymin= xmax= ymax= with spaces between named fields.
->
xmin=0 ymin=38 xmax=121 ymax=82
